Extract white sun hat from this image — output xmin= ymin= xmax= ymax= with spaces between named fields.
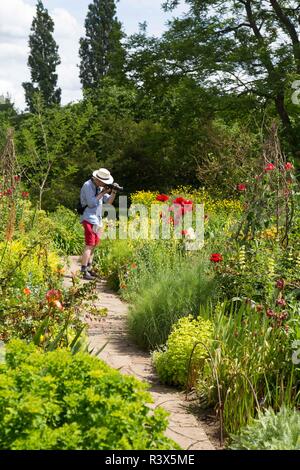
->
xmin=92 ymin=168 xmax=114 ymax=185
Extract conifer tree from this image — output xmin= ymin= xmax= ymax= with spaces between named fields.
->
xmin=79 ymin=0 xmax=125 ymax=90
xmin=23 ymin=1 xmax=61 ymax=112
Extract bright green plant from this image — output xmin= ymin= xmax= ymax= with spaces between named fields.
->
xmin=229 ymin=406 xmax=300 ymax=450
xmin=48 ymin=206 xmax=84 ymax=255
xmin=197 ymin=301 xmax=299 ymax=435
xmin=127 ymin=253 xmax=217 ymax=350
xmin=153 ymin=315 xmax=213 ymax=388
xmin=0 ymin=340 xmax=178 ymax=450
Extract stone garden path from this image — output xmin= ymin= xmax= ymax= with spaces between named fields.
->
xmin=64 ymin=256 xmax=214 ymax=451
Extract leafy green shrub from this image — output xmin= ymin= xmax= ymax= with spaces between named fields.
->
xmin=95 ymin=239 xmax=135 ymax=291
xmin=229 ymin=407 xmax=300 ymax=450
xmin=127 ymin=254 xmax=217 ymax=350
xmin=153 ymin=315 xmax=213 ymax=388
xmin=48 ymin=206 xmax=84 ymax=255
xmin=0 ymin=340 xmax=177 ymax=450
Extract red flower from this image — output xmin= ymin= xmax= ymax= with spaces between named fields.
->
xmin=266 ymin=309 xmax=275 ymax=318
xmin=181 ymin=230 xmax=188 ymax=236
xmin=156 ymin=194 xmax=169 ymax=202
xmin=237 ymin=184 xmax=246 ymax=192
xmin=173 ymin=197 xmax=186 ymax=206
xmin=46 ymin=289 xmax=62 ymax=304
xmin=285 ymin=162 xmax=294 ymax=171
xmin=23 ymin=287 xmax=31 ymax=296
xmin=264 ymin=163 xmax=276 ymax=172
xmin=14 ymin=175 xmax=21 ymax=182
xmin=173 ymin=197 xmax=193 ymax=207
xmin=5 ymin=188 xmax=13 ymax=196
xmin=276 ymin=279 xmax=285 ymax=290
xmin=168 ymin=216 xmax=174 ymax=225
xmin=210 ymin=253 xmax=223 ymax=263
xmin=22 ymin=191 xmax=29 ymax=198
xmin=276 ymin=298 xmax=286 ymax=307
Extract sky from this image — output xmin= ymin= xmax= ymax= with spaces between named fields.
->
xmin=0 ymin=0 xmax=187 ymax=111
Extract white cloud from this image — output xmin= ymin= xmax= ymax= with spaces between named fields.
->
xmin=0 ymin=0 xmax=188 ymax=111
xmin=0 ymin=0 xmax=83 ymax=111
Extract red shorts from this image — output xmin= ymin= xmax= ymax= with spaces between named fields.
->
xmin=82 ymin=221 xmax=100 ymax=247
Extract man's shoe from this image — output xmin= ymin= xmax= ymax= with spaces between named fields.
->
xmin=87 ymin=270 xmax=98 ymax=278
xmin=82 ymin=271 xmax=95 ymax=281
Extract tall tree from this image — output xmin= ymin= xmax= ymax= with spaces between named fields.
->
xmin=79 ymin=0 xmax=126 ymax=90
xmin=22 ymin=0 xmax=61 ymax=112
xmin=142 ymin=1 xmax=300 ymax=152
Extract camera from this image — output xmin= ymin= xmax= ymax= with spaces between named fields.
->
xmin=105 ymin=182 xmax=124 ymax=193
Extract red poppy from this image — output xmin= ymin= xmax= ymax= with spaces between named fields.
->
xmin=210 ymin=253 xmax=223 ymax=263
xmin=46 ymin=289 xmax=62 ymax=303
xmin=285 ymin=162 xmax=294 ymax=171
xmin=22 ymin=191 xmax=29 ymax=198
xmin=264 ymin=163 xmax=276 ymax=172
xmin=156 ymin=194 xmax=169 ymax=202
xmin=237 ymin=184 xmax=246 ymax=192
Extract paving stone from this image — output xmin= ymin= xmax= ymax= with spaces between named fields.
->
xmin=64 ymin=256 xmax=214 ymax=451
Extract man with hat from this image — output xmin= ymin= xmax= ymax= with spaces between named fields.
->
xmin=80 ymin=168 xmax=117 ymax=280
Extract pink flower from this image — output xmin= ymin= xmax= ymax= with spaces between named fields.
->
xmin=276 ymin=298 xmax=286 ymax=307
xmin=285 ymin=162 xmax=294 ymax=171
xmin=264 ymin=163 xmax=276 ymax=172
xmin=237 ymin=184 xmax=246 ymax=192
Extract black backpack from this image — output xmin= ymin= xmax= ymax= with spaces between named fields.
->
xmin=76 ymin=200 xmax=87 ymax=215
xmin=76 ymin=184 xmax=98 ymax=215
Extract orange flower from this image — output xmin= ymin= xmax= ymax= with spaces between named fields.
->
xmin=23 ymin=287 xmax=31 ymax=296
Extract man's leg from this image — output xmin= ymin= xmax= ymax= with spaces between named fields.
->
xmin=81 ymin=245 xmax=93 ymax=273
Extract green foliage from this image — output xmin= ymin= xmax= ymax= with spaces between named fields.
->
xmin=229 ymin=407 xmax=300 ymax=450
xmin=48 ymin=206 xmax=84 ymax=255
xmin=22 ymin=0 xmax=61 ymax=111
xmin=0 ymin=340 xmax=177 ymax=450
xmin=127 ymin=254 xmax=217 ymax=350
xmin=79 ymin=0 xmax=126 ymax=91
xmin=197 ymin=301 xmax=299 ymax=435
xmin=153 ymin=315 xmax=213 ymax=388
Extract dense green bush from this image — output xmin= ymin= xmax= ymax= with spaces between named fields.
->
xmin=127 ymin=254 xmax=217 ymax=350
xmin=229 ymin=407 xmax=300 ymax=450
xmin=48 ymin=206 xmax=84 ymax=255
xmin=0 ymin=340 xmax=177 ymax=450
xmin=153 ymin=315 xmax=213 ymax=388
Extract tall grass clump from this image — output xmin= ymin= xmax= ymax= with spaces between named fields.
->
xmin=127 ymin=254 xmax=217 ymax=350
xmin=197 ymin=301 xmax=299 ymax=435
